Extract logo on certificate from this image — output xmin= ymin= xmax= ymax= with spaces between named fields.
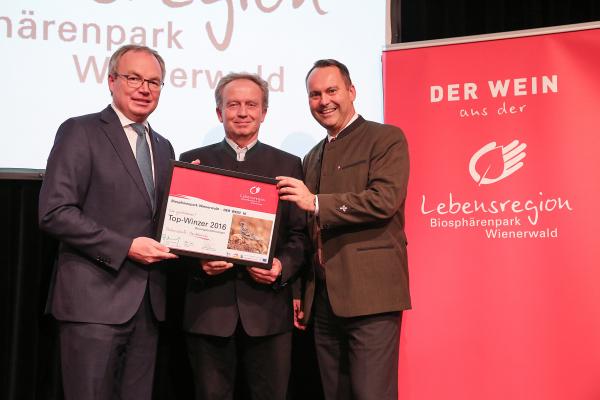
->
xmin=240 ymin=186 xmax=267 ymax=206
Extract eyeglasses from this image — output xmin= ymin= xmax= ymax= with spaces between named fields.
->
xmin=113 ymin=73 xmax=164 ymax=91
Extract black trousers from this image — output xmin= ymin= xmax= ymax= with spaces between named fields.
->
xmin=58 ymin=291 xmax=159 ymax=400
xmin=313 ymin=280 xmax=401 ymax=400
xmin=186 ymin=323 xmax=292 ymax=400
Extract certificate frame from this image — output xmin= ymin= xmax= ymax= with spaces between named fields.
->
xmin=156 ymin=161 xmax=282 ymax=269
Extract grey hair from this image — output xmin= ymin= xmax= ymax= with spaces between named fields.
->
xmin=215 ymin=72 xmax=269 ymax=110
xmin=108 ymin=45 xmax=166 ymax=81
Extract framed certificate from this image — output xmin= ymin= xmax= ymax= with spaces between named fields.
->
xmin=156 ymin=161 xmax=281 ymax=269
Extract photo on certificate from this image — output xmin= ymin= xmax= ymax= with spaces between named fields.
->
xmin=227 ymin=215 xmax=273 ymax=255
xmin=156 ymin=161 xmax=281 ymax=269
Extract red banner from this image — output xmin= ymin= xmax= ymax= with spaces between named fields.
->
xmin=384 ymin=27 xmax=600 ymax=400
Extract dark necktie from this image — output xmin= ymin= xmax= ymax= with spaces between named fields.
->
xmin=131 ymin=123 xmax=155 ymax=211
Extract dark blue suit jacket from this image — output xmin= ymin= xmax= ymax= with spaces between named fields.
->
xmin=180 ymin=140 xmax=307 ymax=337
xmin=39 ymin=105 xmax=175 ymax=324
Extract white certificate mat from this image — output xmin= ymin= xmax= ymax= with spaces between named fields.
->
xmin=157 ymin=161 xmax=281 ymax=269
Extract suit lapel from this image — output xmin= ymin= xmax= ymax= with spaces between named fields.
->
xmin=304 ymin=141 xmax=325 ymax=242
xmin=306 ymin=139 xmax=325 ymax=194
xmin=149 ymin=125 xmax=172 ymax=215
xmin=99 ymin=106 xmax=154 ymax=211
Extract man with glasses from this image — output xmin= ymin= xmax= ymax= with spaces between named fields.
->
xmin=39 ymin=45 xmax=177 ymax=400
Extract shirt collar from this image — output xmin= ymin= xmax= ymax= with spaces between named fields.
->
xmin=111 ymin=103 xmax=148 ymax=131
xmin=225 ymin=137 xmax=258 ymax=161
xmin=328 ymin=112 xmax=359 ymax=142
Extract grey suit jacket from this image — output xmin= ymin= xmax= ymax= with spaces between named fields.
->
xmin=180 ymin=141 xmax=307 ymax=337
xmin=301 ymin=116 xmax=411 ymax=321
xmin=39 ymin=105 xmax=175 ymax=324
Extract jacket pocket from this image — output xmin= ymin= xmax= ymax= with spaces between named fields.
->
xmin=356 ymin=242 xmax=394 ymax=252
xmin=339 ymin=159 xmax=367 ymax=170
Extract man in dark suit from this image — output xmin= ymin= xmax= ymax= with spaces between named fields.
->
xmin=38 ymin=45 xmax=177 ymax=400
xmin=180 ymin=72 xmax=307 ymax=400
xmin=277 ymin=59 xmax=411 ymax=400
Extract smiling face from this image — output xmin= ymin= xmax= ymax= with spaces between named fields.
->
xmin=108 ymin=50 xmax=163 ymax=122
xmin=306 ymin=66 xmax=356 ymax=136
xmin=216 ymin=79 xmax=267 ymax=147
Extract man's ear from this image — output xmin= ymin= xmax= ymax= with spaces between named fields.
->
xmin=108 ymin=74 xmax=115 ymax=96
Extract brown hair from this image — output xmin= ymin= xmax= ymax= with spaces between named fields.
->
xmin=305 ymin=59 xmax=353 ymax=88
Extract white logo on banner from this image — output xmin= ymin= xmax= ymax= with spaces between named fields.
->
xmin=249 ymin=186 xmax=261 ymax=195
xmin=469 ymin=140 xmax=527 ymax=185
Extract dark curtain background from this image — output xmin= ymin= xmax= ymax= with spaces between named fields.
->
xmin=0 ymin=173 xmax=61 ymax=400
xmin=3 ymin=3 xmax=600 ymax=399
xmin=391 ymin=0 xmax=600 ymax=43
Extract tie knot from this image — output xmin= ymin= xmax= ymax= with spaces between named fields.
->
xmin=131 ymin=123 xmax=146 ymax=136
